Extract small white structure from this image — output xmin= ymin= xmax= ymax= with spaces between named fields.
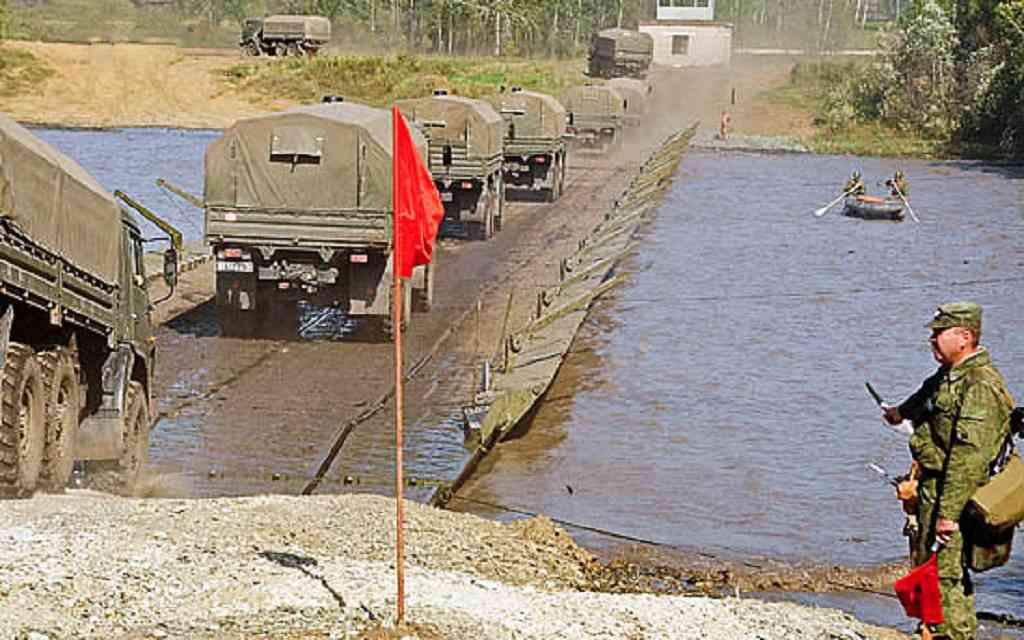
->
xmin=640 ymin=0 xmax=733 ymax=67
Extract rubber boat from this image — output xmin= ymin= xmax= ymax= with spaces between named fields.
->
xmin=842 ymin=195 xmax=905 ymax=221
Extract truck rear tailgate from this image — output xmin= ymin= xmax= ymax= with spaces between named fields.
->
xmin=206 ymin=208 xmax=390 ymax=248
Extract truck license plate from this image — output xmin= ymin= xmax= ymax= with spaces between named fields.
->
xmin=216 ymin=261 xmax=253 ymax=273
xmin=440 ymin=192 xmax=453 ymax=202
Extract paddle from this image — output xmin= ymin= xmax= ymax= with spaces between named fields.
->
xmin=890 ymin=183 xmax=920 ymax=223
xmin=814 ymin=186 xmax=857 ymax=218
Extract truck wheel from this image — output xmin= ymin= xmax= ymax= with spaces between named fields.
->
xmin=274 ymin=43 xmax=287 ymax=57
xmin=37 ymin=349 xmax=80 ymax=492
xmin=382 ymin=284 xmax=412 ymax=340
xmin=85 ymin=381 xmax=149 ymax=496
xmin=494 ymin=177 xmax=505 ymax=232
xmin=0 ymin=343 xmax=46 ymax=497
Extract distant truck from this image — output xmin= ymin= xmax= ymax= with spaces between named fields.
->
xmin=0 ymin=114 xmax=179 ymax=497
xmin=240 ymin=15 xmax=331 ymax=57
xmin=483 ymin=87 xmax=568 ymax=202
xmin=607 ymin=77 xmax=651 ymax=127
xmin=588 ymin=28 xmax=654 ymax=80
xmin=395 ymin=94 xmax=505 ymax=240
xmin=204 ymin=99 xmax=435 ymax=338
xmin=562 ymin=84 xmax=626 ymax=152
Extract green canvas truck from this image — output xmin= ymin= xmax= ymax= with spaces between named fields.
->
xmin=607 ymin=77 xmax=651 ymax=127
xmin=204 ymin=99 xmax=434 ymax=338
xmin=240 ymin=15 xmax=331 ymax=57
xmin=394 ymin=94 xmax=505 ymax=240
xmin=0 ymin=114 xmax=179 ymax=497
xmin=482 ymin=87 xmax=568 ymax=202
xmin=562 ymin=84 xmax=627 ymax=153
xmin=588 ymin=28 xmax=654 ymax=80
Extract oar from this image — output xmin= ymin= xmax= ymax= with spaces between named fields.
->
xmin=814 ymin=187 xmax=856 ymax=217
xmin=890 ymin=183 xmax=920 ymax=223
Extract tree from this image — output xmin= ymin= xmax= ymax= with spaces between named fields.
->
xmin=0 ymin=0 xmax=8 ymax=41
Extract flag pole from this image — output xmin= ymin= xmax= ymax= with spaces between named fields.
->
xmin=392 ymin=108 xmax=406 ymax=625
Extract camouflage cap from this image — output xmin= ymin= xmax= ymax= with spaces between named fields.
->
xmin=927 ymin=301 xmax=982 ymax=333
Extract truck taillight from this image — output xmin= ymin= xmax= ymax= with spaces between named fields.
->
xmin=461 ymin=181 xmax=473 ymax=189
xmin=223 ymin=248 xmax=243 ymax=258
xmin=534 ymin=156 xmax=547 ymax=164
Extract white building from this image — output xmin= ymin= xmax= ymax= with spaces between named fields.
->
xmin=640 ymin=0 xmax=733 ymax=67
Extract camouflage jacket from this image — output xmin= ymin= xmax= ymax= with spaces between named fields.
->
xmin=900 ymin=349 xmax=1014 ymax=521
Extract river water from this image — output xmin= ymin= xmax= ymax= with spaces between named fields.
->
xmin=458 ymin=150 xmax=1024 ymax=629
xmin=30 ymin=127 xmax=1024 ymax=631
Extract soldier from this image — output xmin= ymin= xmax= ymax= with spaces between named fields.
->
xmin=882 ymin=302 xmax=1014 ymax=640
xmin=718 ymin=110 xmax=731 ymax=140
xmin=844 ymin=170 xmax=866 ymax=196
xmin=886 ymin=169 xmax=910 ymax=197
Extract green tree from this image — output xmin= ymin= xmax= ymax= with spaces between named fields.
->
xmin=0 ymin=0 xmax=8 ymax=41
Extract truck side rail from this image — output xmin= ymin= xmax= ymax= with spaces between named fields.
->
xmin=205 ymin=206 xmax=392 ymax=249
xmin=0 ymin=221 xmax=118 ymax=332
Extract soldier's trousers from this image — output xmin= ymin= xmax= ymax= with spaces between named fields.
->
xmin=913 ymin=486 xmax=976 ymax=640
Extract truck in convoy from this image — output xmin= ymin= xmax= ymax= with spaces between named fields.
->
xmin=240 ymin=15 xmax=331 ymax=57
xmin=561 ymin=84 xmax=626 ymax=153
xmin=394 ymin=94 xmax=505 ymax=239
xmin=204 ymin=99 xmax=434 ymax=338
xmin=607 ymin=77 xmax=651 ymax=127
xmin=482 ymin=87 xmax=568 ymax=202
xmin=588 ymin=28 xmax=654 ymax=80
xmin=0 ymin=114 xmax=179 ymax=497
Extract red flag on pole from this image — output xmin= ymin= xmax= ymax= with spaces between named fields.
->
xmin=391 ymin=106 xmax=444 ymax=279
xmin=894 ymin=552 xmax=944 ymax=626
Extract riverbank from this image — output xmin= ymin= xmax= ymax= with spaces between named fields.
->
xmin=0 ymin=492 xmax=907 ymax=639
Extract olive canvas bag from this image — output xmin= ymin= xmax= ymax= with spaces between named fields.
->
xmin=965 ymin=407 xmax=1024 ymax=532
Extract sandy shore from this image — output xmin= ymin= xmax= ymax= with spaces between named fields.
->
xmin=0 ymin=492 xmax=906 ymax=639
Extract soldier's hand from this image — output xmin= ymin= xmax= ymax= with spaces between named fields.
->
xmin=882 ymin=404 xmax=902 ymax=425
xmin=936 ymin=518 xmax=959 ymax=544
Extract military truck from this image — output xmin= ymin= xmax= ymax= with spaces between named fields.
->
xmin=240 ymin=15 xmax=331 ymax=57
xmin=607 ymin=77 xmax=651 ymax=127
xmin=482 ymin=87 xmax=568 ymax=202
xmin=0 ymin=114 xmax=179 ymax=497
xmin=562 ymin=84 xmax=626 ymax=153
xmin=394 ymin=94 xmax=505 ymax=240
xmin=204 ymin=99 xmax=434 ymax=338
xmin=588 ymin=28 xmax=654 ymax=80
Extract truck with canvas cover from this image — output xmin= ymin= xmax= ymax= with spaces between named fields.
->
xmin=204 ymin=100 xmax=434 ymax=339
xmin=241 ymin=14 xmax=331 ymax=57
xmin=394 ymin=94 xmax=505 ymax=240
xmin=588 ymin=28 xmax=653 ymax=79
xmin=0 ymin=114 xmax=179 ymax=498
xmin=562 ymin=84 xmax=626 ymax=152
xmin=482 ymin=87 xmax=568 ymax=202
xmin=607 ymin=77 xmax=651 ymax=127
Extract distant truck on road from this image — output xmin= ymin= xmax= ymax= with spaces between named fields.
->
xmin=395 ymin=94 xmax=505 ymax=239
xmin=0 ymin=114 xmax=179 ymax=497
xmin=607 ymin=77 xmax=651 ymax=127
xmin=240 ymin=15 xmax=331 ymax=57
xmin=562 ymin=84 xmax=626 ymax=153
xmin=483 ymin=87 xmax=568 ymax=202
xmin=588 ymin=28 xmax=654 ymax=80
xmin=204 ymin=99 xmax=435 ymax=338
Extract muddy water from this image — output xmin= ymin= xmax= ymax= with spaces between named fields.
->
xmin=32 ymin=127 xmax=214 ymax=242
xmin=458 ymin=151 xmax=1024 ymax=625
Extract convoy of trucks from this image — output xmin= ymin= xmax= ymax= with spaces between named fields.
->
xmin=204 ymin=99 xmax=432 ymax=338
xmin=0 ymin=115 xmax=179 ymax=497
xmin=394 ymin=94 xmax=506 ymax=239
xmin=483 ymin=87 xmax=568 ymax=202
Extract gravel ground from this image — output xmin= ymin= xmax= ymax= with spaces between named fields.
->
xmin=0 ymin=493 xmax=902 ymax=639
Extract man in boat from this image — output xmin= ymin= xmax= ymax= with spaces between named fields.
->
xmin=886 ymin=169 xmax=909 ymax=197
xmin=881 ymin=302 xmax=1014 ymax=640
xmin=843 ymin=170 xmax=866 ymax=196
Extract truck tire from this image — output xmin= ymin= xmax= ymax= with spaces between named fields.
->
xmin=0 ymin=343 xmax=46 ymax=497
xmin=494 ymin=176 xmax=505 ymax=232
xmin=85 ymin=381 xmax=150 ymax=496
xmin=382 ymin=284 xmax=412 ymax=341
xmin=37 ymin=349 xmax=80 ymax=492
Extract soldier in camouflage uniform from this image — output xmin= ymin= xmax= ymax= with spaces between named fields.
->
xmin=883 ymin=302 xmax=1014 ymax=640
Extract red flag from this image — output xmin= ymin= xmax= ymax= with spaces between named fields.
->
xmin=894 ymin=553 xmax=944 ymax=625
xmin=392 ymin=106 xmax=444 ymax=279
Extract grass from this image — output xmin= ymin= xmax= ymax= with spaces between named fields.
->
xmin=6 ymin=0 xmax=237 ymax=47
xmin=0 ymin=46 xmax=54 ymax=98
xmin=223 ymin=53 xmax=588 ymax=107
